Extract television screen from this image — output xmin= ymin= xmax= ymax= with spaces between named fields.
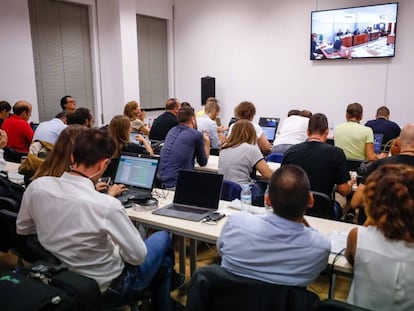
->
xmin=310 ymin=3 xmax=398 ymax=60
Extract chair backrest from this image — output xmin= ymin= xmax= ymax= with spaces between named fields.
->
xmin=3 ymin=147 xmax=28 ymax=163
xmin=267 ymin=152 xmax=284 ymax=163
xmin=317 ymin=299 xmax=372 ymax=311
xmin=306 ymin=191 xmax=341 ymax=220
xmin=185 ymin=264 xmax=320 ymax=311
xmin=220 ymin=180 xmax=242 ymax=201
xmin=0 ymin=208 xmax=19 ymax=252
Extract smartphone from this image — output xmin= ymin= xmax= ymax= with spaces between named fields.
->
xmin=98 ymin=177 xmax=111 ymax=185
xmin=208 ymin=212 xmax=225 ymax=221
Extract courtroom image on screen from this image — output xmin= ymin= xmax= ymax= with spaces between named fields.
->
xmin=310 ymin=3 xmax=398 ymax=60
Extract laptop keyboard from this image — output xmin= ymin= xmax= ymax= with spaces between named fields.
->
xmin=169 ymin=204 xmax=209 ymax=214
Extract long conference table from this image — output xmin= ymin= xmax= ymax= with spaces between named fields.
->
xmin=127 ymin=189 xmax=357 ymax=298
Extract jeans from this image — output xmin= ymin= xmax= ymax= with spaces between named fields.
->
xmin=104 ymin=231 xmax=173 ymax=310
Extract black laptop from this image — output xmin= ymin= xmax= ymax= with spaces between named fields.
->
xmin=114 ymin=153 xmax=159 ymax=203
xmin=152 ymin=170 xmax=224 ymax=222
xmin=258 ymin=117 xmax=280 ymax=143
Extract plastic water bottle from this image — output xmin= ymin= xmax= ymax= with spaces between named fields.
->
xmin=264 ymin=185 xmax=273 ymax=214
xmin=240 ymin=184 xmax=252 ymax=211
xmin=0 ymin=149 xmax=6 ymax=171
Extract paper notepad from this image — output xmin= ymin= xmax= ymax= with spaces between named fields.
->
xmin=327 ymin=231 xmax=347 ymax=254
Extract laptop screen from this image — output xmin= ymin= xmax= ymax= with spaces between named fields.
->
xmin=373 ymin=133 xmax=384 ymax=154
xmin=174 ymin=170 xmax=223 ymax=209
xmin=114 ymin=154 xmax=158 ymax=190
xmin=258 ymin=117 xmax=280 ymax=142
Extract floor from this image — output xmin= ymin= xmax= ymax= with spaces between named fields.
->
xmin=0 ymin=242 xmax=351 ymax=308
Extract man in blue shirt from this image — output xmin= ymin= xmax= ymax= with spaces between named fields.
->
xmin=158 ymin=106 xmax=210 ymax=188
xmin=217 ymin=165 xmax=331 ymax=287
xmin=365 ymin=106 xmax=401 ymax=145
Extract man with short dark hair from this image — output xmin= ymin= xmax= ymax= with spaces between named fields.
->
xmin=66 ymin=107 xmax=94 ymax=128
xmin=2 ymin=100 xmax=33 ymax=153
xmin=158 ymin=106 xmax=210 ymax=188
xmin=334 ymin=103 xmax=378 ymax=161
xmin=0 ymin=100 xmax=11 ymax=128
xmin=365 ymin=106 xmax=401 ymax=144
xmin=149 ymin=98 xmax=181 ymax=141
xmin=217 ymin=165 xmax=330 ymax=286
xmin=282 ymin=113 xmax=353 ymax=198
xmin=17 ymin=129 xmax=178 ymax=309
xmin=60 ymin=95 xmax=76 ymax=114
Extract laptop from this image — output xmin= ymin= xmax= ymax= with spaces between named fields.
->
xmin=114 ymin=153 xmax=159 ymax=203
xmin=373 ymin=133 xmax=384 ymax=154
xmin=153 ymin=170 xmax=224 ymax=222
xmin=258 ymin=117 xmax=280 ymax=143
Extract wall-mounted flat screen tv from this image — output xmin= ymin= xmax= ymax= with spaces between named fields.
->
xmin=310 ymin=3 xmax=398 ymax=60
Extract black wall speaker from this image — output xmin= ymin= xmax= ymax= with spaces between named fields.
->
xmin=201 ymin=76 xmax=215 ymax=105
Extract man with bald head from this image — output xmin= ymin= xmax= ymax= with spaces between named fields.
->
xmin=2 ymin=100 xmax=34 ymax=153
xmin=351 ymin=123 xmax=414 ymax=221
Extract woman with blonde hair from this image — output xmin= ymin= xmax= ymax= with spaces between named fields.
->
xmin=219 ymin=120 xmax=272 ymax=205
xmin=108 ymin=115 xmax=153 ymax=158
xmin=346 ymin=164 xmax=414 ymax=310
xmin=123 ymin=101 xmax=150 ymax=135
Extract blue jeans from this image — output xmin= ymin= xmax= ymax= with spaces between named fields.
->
xmin=104 ymin=231 xmax=173 ymax=310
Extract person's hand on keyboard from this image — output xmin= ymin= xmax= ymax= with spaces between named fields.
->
xmin=108 ymin=184 xmax=128 ymax=197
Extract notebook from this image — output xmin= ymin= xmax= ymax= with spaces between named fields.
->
xmin=258 ymin=117 xmax=280 ymax=143
xmin=152 ymin=170 xmax=224 ymax=222
xmin=114 ymin=153 xmax=159 ymax=203
xmin=373 ymin=133 xmax=384 ymax=154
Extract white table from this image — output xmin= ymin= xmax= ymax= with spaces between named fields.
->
xmin=127 ymin=189 xmax=356 ymax=283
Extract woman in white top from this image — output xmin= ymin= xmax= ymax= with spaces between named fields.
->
xmin=230 ymin=101 xmax=271 ymax=154
xmin=219 ymin=120 xmax=272 ymax=205
xmin=346 ymin=163 xmax=414 ymax=311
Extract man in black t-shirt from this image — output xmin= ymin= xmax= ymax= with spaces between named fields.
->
xmin=149 ymin=98 xmax=181 ymax=141
xmin=282 ymin=113 xmax=352 ymax=198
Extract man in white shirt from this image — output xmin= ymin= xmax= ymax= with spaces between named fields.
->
xmin=32 ymin=112 xmax=67 ymax=144
xmin=196 ymin=98 xmax=226 ymax=150
xmin=17 ymin=129 xmax=177 ymax=310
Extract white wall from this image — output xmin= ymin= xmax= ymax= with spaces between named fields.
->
xmin=0 ymin=0 xmax=38 ymax=121
xmin=1 ymin=0 xmax=412 ymax=127
xmin=173 ymin=0 xmax=414 ymax=128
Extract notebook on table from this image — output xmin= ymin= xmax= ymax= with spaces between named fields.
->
xmin=114 ymin=153 xmax=159 ymax=203
xmin=373 ymin=133 xmax=384 ymax=154
xmin=258 ymin=117 xmax=280 ymax=143
xmin=152 ymin=170 xmax=224 ymax=222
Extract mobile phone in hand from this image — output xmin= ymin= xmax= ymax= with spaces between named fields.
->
xmin=98 ymin=177 xmax=111 ymax=185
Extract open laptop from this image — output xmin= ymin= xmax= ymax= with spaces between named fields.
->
xmin=153 ymin=170 xmax=223 ymax=222
xmin=258 ymin=117 xmax=280 ymax=143
xmin=373 ymin=133 xmax=384 ymax=154
xmin=114 ymin=153 xmax=159 ymax=203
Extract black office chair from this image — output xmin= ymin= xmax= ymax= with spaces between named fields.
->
xmin=185 ymin=264 xmax=320 ymax=311
xmin=266 ymin=152 xmax=284 ymax=163
xmin=220 ymin=180 xmax=242 ymax=201
xmin=3 ymin=147 xmax=28 ymax=163
xmin=317 ymin=299 xmax=372 ymax=311
xmin=307 ymin=191 xmax=342 ymax=220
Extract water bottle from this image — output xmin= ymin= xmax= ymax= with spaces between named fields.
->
xmin=264 ymin=184 xmax=273 ymax=214
xmin=240 ymin=184 xmax=252 ymax=211
xmin=0 ymin=149 xmax=6 ymax=171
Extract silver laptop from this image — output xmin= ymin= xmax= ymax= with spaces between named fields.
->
xmin=114 ymin=153 xmax=159 ymax=203
xmin=153 ymin=170 xmax=223 ymax=222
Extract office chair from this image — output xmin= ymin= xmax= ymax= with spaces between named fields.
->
xmin=185 ymin=264 xmax=320 ymax=311
xmin=3 ymin=147 xmax=28 ymax=163
xmin=317 ymin=299 xmax=372 ymax=311
xmin=220 ymin=180 xmax=242 ymax=201
xmin=266 ymin=152 xmax=284 ymax=163
xmin=307 ymin=191 xmax=342 ymax=220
